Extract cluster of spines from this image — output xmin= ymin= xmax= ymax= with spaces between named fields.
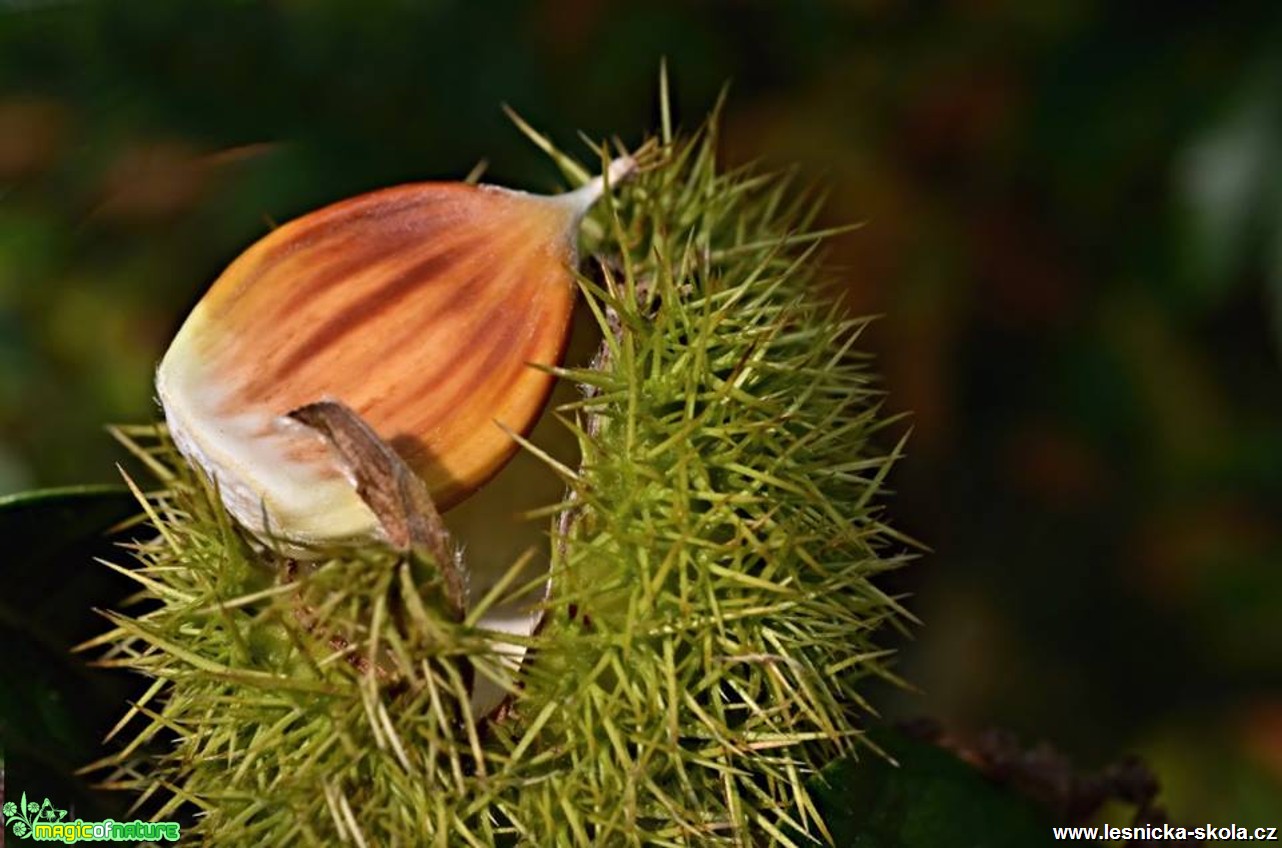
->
xmin=85 ymin=429 xmax=523 ymax=846
xmin=494 ymin=109 xmax=912 ymax=844
xmin=87 ymin=103 xmax=910 ymax=847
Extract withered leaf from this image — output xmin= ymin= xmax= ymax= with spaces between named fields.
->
xmin=287 ymin=399 xmax=465 ymax=620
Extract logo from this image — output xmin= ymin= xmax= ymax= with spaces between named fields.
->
xmin=2 ymin=792 xmax=181 ymax=843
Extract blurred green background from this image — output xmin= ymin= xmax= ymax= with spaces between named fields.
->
xmin=1 ymin=0 xmax=1280 ymax=830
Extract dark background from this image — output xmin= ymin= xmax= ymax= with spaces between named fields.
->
xmin=1 ymin=0 xmax=1280 ymax=829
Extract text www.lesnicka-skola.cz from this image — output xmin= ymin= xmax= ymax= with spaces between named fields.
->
xmin=1053 ymin=823 xmax=1278 ymax=841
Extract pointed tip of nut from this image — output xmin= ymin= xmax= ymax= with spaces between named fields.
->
xmin=558 ymin=155 xmax=637 ymax=218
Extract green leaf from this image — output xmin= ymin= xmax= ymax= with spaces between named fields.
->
xmin=809 ymin=729 xmax=1083 ymax=848
xmin=0 ymin=484 xmax=135 ymax=565
xmin=0 ymin=485 xmax=139 ymax=636
xmin=0 ymin=486 xmax=141 ymax=825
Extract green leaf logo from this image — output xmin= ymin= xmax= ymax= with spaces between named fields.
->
xmin=4 ymin=790 xmax=61 ymax=839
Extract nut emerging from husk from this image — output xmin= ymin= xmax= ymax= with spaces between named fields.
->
xmin=158 ymin=159 xmax=632 ymax=548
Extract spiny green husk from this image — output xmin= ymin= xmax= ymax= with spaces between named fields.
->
xmin=86 ymin=102 xmax=913 ymax=846
xmin=507 ymin=108 xmax=914 ymax=844
xmin=84 ymin=427 xmax=523 ymax=846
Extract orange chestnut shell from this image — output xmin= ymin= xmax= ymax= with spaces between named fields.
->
xmin=158 ymin=171 xmax=618 ymax=546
